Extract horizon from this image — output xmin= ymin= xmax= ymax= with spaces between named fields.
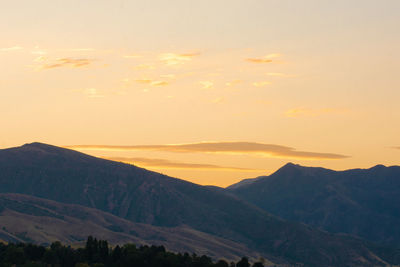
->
xmin=2 ymin=141 xmax=398 ymax=188
xmin=1 ymin=0 xmax=399 ymax=186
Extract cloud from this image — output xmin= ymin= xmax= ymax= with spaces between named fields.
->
xmin=159 ymin=52 xmax=200 ymax=66
xmin=135 ymin=79 xmax=169 ymax=87
xmin=106 ymin=157 xmax=261 ymax=171
xmin=285 ymin=108 xmax=346 ymax=118
xmin=246 ymin=53 xmax=281 ymax=63
xmin=83 ymin=88 xmax=104 ymax=98
xmin=73 ymin=88 xmax=105 ymax=98
xmin=200 ymin=81 xmax=214 ymax=89
xmin=134 ymin=64 xmax=155 ymax=70
xmin=40 ymin=58 xmax=93 ymax=69
xmin=266 ymin=72 xmax=294 ymax=77
xmin=247 ymin=58 xmax=272 ymax=63
xmin=253 ymin=81 xmax=271 ymax=87
xmin=34 ymin=56 xmax=46 ymax=62
xmin=393 ymin=147 xmax=400 ymax=150
xmin=0 ymin=46 xmax=23 ymax=52
xmin=160 ymin=74 xmax=176 ymax=79
xmin=66 ymin=141 xmax=349 ymax=160
xmin=225 ymin=80 xmax=242 ymax=86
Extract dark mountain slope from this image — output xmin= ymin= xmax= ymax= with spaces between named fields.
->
xmin=1 ymin=143 xmax=399 ymax=266
xmin=226 ymin=176 xmax=265 ymax=190
xmin=229 ymin=163 xmax=400 ymax=248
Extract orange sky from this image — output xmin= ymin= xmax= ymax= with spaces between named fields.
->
xmin=1 ymin=0 xmax=399 ymax=186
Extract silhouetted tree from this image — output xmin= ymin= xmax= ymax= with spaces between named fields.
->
xmin=0 ymin=237 xmax=262 ymax=267
xmin=236 ymin=257 xmax=250 ymax=267
xmin=252 ymin=262 xmax=264 ymax=267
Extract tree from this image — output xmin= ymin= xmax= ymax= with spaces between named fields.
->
xmin=215 ymin=259 xmax=229 ymax=267
xmin=236 ymin=257 xmax=250 ymax=267
xmin=252 ymin=262 xmax=264 ymax=267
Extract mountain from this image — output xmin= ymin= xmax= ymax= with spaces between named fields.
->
xmin=0 ymin=193 xmax=264 ymax=261
xmin=226 ymin=176 xmax=265 ymax=190
xmin=1 ymin=143 xmax=399 ymax=266
xmin=228 ymin=163 xmax=400 ymax=248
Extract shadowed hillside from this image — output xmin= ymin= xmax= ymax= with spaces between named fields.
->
xmin=0 ymin=193 xmax=265 ymax=262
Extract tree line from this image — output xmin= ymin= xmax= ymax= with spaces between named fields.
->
xmin=0 ymin=236 xmax=269 ymax=267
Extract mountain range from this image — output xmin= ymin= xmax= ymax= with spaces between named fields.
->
xmin=228 ymin=163 xmax=400 ymax=248
xmin=0 ymin=143 xmax=399 ymax=266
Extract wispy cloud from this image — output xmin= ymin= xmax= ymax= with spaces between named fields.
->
xmin=159 ymin=52 xmax=200 ymax=66
xmin=246 ymin=53 xmax=281 ymax=63
xmin=393 ymin=147 xmax=400 ymax=150
xmin=66 ymin=141 xmax=349 ymax=160
xmin=40 ymin=58 xmax=93 ymax=69
xmin=285 ymin=108 xmax=346 ymax=118
xmin=266 ymin=72 xmax=294 ymax=77
xmin=84 ymin=88 xmax=104 ymax=98
xmin=106 ymin=157 xmax=261 ymax=171
xmin=134 ymin=64 xmax=155 ymax=70
xmin=200 ymin=81 xmax=214 ymax=89
xmin=0 ymin=46 xmax=23 ymax=52
xmin=135 ymin=79 xmax=169 ymax=87
xmin=160 ymin=74 xmax=176 ymax=79
xmin=73 ymin=88 xmax=105 ymax=98
xmin=225 ymin=80 xmax=242 ymax=86
xmin=252 ymin=81 xmax=271 ymax=87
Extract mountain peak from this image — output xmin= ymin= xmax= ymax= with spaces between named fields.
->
xmin=22 ymin=142 xmax=58 ymax=148
xmin=272 ymin=162 xmax=335 ymax=178
xmin=18 ymin=142 xmax=69 ymax=154
xmin=370 ymin=164 xmax=386 ymax=170
xmin=277 ymin=162 xmax=303 ymax=172
xmin=282 ymin=162 xmax=300 ymax=168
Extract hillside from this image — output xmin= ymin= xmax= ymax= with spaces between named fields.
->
xmin=1 ymin=143 xmax=399 ymax=266
xmin=0 ymin=193 xmax=264 ymax=261
xmin=228 ymin=163 xmax=400 ymax=248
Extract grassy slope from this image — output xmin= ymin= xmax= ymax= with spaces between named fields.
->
xmin=0 ymin=193 xmax=267 ymax=263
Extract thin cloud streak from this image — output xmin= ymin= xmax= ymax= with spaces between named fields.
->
xmin=200 ymin=81 xmax=214 ymax=89
xmin=66 ymin=141 xmax=349 ymax=160
xmin=159 ymin=52 xmax=200 ymax=65
xmin=135 ymin=79 xmax=169 ymax=86
xmin=266 ymin=72 xmax=295 ymax=77
xmin=253 ymin=81 xmax=271 ymax=87
xmin=40 ymin=58 xmax=93 ymax=69
xmin=0 ymin=46 xmax=23 ymax=52
xmin=82 ymin=88 xmax=105 ymax=98
xmin=226 ymin=80 xmax=242 ymax=86
xmin=246 ymin=53 xmax=281 ymax=63
xmin=106 ymin=157 xmax=262 ymax=171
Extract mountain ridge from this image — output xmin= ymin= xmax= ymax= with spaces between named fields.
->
xmin=1 ymin=143 xmax=400 ymax=266
xmin=228 ymin=163 xmax=400 ymax=248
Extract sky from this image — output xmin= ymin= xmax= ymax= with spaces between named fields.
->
xmin=1 ymin=0 xmax=400 ymax=187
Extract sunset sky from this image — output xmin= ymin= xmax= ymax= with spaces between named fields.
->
xmin=1 ymin=0 xmax=399 ymax=186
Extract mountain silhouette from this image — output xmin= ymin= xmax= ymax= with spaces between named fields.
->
xmin=1 ymin=143 xmax=399 ymax=266
xmin=228 ymin=162 xmax=400 ymax=248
